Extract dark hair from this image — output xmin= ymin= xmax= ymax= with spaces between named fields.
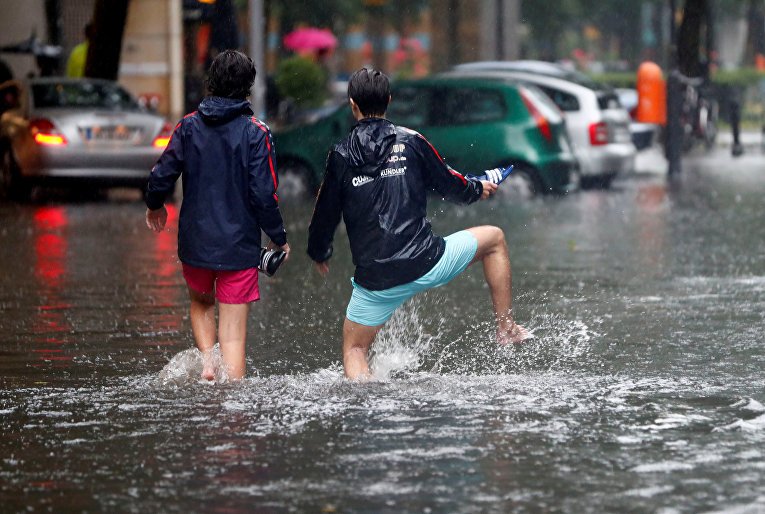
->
xmin=84 ymin=22 xmax=95 ymax=40
xmin=347 ymin=68 xmax=390 ymax=117
xmin=206 ymin=50 xmax=257 ymax=99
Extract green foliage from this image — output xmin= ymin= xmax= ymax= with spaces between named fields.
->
xmin=589 ymin=72 xmax=638 ymax=88
xmin=270 ymin=0 xmax=362 ymax=32
xmin=590 ymin=68 xmax=765 ymax=89
xmin=712 ymin=68 xmax=765 ymax=86
xmin=274 ymin=56 xmax=327 ymax=108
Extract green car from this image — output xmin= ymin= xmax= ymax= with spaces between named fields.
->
xmin=273 ymin=75 xmax=578 ymax=196
xmin=387 ymin=75 xmax=578 ymax=195
xmin=271 ymin=104 xmax=355 ymax=195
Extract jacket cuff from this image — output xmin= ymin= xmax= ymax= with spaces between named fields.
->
xmin=145 ymin=191 xmax=165 ymax=211
xmin=307 ymin=245 xmax=332 ymax=263
xmin=269 ymin=231 xmax=287 ymax=247
xmin=471 ymin=178 xmax=483 ymax=201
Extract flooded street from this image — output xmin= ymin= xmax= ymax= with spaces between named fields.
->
xmin=1 ymin=150 xmax=765 ymax=513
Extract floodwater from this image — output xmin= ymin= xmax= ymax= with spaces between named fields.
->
xmin=1 ymin=151 xmax=764 ymax=513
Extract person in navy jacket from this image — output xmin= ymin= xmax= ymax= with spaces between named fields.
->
xmin=145 ymin=50 xmax=289 ymax=381
xmin=308 ymin=68 xmax=530 ymax=380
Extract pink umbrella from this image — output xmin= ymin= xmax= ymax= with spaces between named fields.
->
xmin=283 ymin=28 xmax=338 ymax=52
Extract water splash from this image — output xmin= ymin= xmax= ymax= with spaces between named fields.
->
xmin=369 ymin=297 xmax=442 ymax=379
xmin=430 ymin=312 xmax=598 ymax=375
xmin=155 ymin=345 xmax=228 ymax=386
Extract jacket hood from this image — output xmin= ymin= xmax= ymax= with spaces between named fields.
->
xmin=198 ymin=96 xmax=253 ymax=125
xmin=346 ymin=118 xmax=397 ymax=176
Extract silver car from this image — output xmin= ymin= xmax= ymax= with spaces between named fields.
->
xmin=0 ymin=77 xmax=170 ymax=200
xmin=453 ymin=61 xmax=636 ymax=189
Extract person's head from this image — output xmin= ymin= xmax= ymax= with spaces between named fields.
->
xmin=84 ymin=22 xmax=95 ymax=41
xmin=206 ymin=50 xmax=257 ymax=100
xmin=347 ymin=68 xmax=390 ymax=118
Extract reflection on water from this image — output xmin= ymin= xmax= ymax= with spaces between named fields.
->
xmin=1 ymin=155 xmax=765 ymax=512
xmin=31 ymin=206 xmax=72 ymax=366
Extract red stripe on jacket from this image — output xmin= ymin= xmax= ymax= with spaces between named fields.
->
xmin=417 ymin=134 xmax=467 ymax=185
xmin=250 ymin=117 xmax=279 ymax=202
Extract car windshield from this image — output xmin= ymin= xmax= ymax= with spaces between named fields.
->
xmin=31 ymin=81 xmax=139 ymax=110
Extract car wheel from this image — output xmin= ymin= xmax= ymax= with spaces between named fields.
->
xmin=580 ymin=173 xmax=615 ymax=190
xmin=498 ymin=165 xmax=539 ymax=199
xmin=1 ymin=147 xmax=31 ymax=202
xmin=278 ymin=161 xmax=315 ymax=198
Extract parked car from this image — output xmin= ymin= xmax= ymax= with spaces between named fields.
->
xmin=455 ymin=60 xmax=603 ymax=89
xmin=386 ymin=75 xmax=578 ymax=196
xmin=271 ymin=103 xmax=355 ymax=196
xmin=615 ymin=87 xmax=657 ymax=151
xmin=0 ymin=77 xmax=171 ymax=200
xmin=452 ymin=62 xmax=635 ymax=188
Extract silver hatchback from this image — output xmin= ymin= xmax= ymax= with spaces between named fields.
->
xmin=0 ymin=78 xmax=171 ymax=199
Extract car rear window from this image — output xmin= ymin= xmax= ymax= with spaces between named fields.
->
xmin=32 ymin=81 xmax=139 ymax=110
xmin=596 ymin=91 xmax=622 ymax=110
xmin=538 ymin=86 xmax=580 ymax=111
xmin=388 ymin=86 xmax=431 ymax=127
xmin=434 ymin=87 xmax=506 ymax=126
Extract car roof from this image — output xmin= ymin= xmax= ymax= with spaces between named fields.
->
xmin=454 ymin=60 xmax=603 ymax=90
xmin=26 ymin=76 xmax=121 ymax=87
xmin=393 ymin=74 xmax=523 ymax=89
xmin=444 ymin=69 xmax=595 ymax=97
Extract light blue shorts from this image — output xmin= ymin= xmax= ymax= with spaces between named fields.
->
xmin=346 ymin=230 xmax=479 ymax=326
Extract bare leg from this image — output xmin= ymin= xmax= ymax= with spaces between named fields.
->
xmin=467 ymin=226 xmax=531 ymax=344
xmin=218 ymin=302 xmax=250 ymax=380
xmin=189 ymin=288 xmax=217 ymax=380
xmin=343 ymin=318 xmax=382 ymax=380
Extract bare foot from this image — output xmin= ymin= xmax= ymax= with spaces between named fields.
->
xmin=345 ymin=370 xmax=374 ymax=382
xmin=497 ymin=323 xmax=533 ymax=345
xmin=200 ymin=350 xmax=215 ymax=381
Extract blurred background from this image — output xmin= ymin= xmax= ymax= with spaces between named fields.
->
xmin=1 ymin=0 xmax=764 ymax=200
xmin=0 ymin=0 xmax=762 ymax=121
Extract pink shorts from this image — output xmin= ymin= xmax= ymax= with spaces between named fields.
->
xmin=182 ymin=264 xmax=260 ymax=304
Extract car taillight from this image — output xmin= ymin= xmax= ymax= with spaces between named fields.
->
xmin=519 ymin=88 xmax=552 ymax=142
xmin=30 ymin=118 xmax=67 ymax=146
xmin=152 ymin=121 xmax=173 ymax=148
xmin=589 ymin=121 xmax=609 ymax=146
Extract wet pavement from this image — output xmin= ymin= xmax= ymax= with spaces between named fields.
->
xmin=1 ymin=147 xmax=764 ymax=512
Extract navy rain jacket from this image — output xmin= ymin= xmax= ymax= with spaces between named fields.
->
xmin=145 ymin=96 xmax=287 ymax=270
xmin=307 ymin=117 xmax=483 ymax=291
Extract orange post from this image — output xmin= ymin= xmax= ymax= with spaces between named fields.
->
xmin=636 ymin=61 xmax=667 ymax=126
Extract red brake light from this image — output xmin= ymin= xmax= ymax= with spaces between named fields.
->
xmin=152 ymin=121 xmax=173 ymax=149
xmin=519 ymin=88 xmax=552 ymax=142
xmin=30 ymin=118 xmax=67 ymax=146
xmin=589 ymin=121 xmax=609 ymax=146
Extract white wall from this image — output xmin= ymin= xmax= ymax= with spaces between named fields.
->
xmin=0 ymin=0 xmax=49 ymax=79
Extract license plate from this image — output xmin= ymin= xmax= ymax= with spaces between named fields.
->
xmin=80 ymin=125 xmax=142 ymax=142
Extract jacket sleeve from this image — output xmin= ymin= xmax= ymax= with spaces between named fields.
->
xmin=307 ymin=151 xmax=343 ymax=263
xmin=412 ymin=133 xmax=483 ymax=204
xmin=145 ymin=121 xmax=184 ymax=210
xmin=249 ymin=124 xmax=287 ymax=246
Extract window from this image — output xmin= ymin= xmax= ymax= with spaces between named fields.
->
xmin=32 ymin=81 xmax=139 ymax=110
xmin=432 ymin=87 xmax=506 ymax=126
xmin=539 ymin=86 xmax=580 ymax=112
xmin=388 ymin=86 xmax=430 ymax=127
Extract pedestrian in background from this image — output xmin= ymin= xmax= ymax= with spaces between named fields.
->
xmin=145 ymin=50 xmax=289 ymax=381
xmin=308 ymin=68 xmax=530 ymax=380
xmin=66 ymin=22 xmax=94 ymax=78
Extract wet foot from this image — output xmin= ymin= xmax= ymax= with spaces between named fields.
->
xmin=200 ymin=367 xmax=215 ymax=381
xmin=497 ymin=323 xmax=533 ymax=345
xmin=200 ymin=350 xmax=215 ymax=381
xmin=345 ymin=369 xmax=374 ymax=382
